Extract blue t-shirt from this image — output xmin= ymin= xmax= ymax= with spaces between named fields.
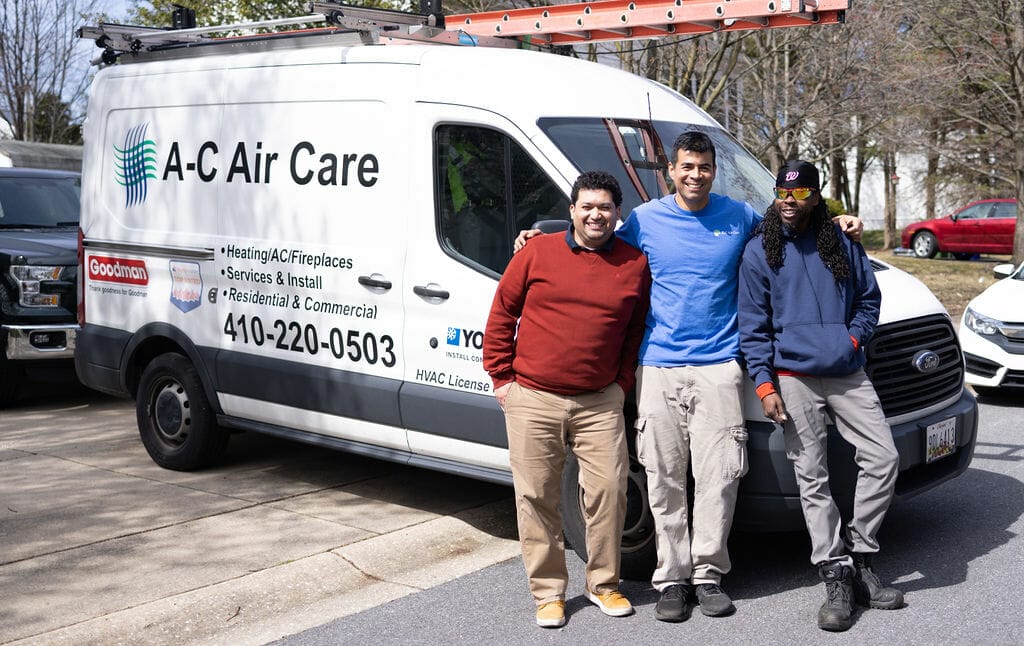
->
xmin=617 ymin=193 xmax=760 ymax=366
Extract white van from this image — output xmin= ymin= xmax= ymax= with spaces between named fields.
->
xmin=76 ymin=28 xmax=978 ymax=577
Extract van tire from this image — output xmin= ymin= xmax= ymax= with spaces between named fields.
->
xmin=136 ymin=353 xmax=228 ymax=470
xmin=560 ymin=445 xmax=657 ymax=580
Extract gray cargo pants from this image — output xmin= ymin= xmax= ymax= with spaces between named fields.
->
xmin=779 ymin=369 xmax=899 ymax=566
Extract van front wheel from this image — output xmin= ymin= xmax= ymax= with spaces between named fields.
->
xmin=560 ymin=447 xmax=657 ymax=580
xmin=136 ymin=353 xmax=227 ymax=470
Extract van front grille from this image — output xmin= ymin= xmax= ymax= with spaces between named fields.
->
xmin=865 ymin=315 xmax=964 ymax=418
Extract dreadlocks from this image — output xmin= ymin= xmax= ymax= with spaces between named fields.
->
xmin=757 ymin=199 xmax=851 ymax=282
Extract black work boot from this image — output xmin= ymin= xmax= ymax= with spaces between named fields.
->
xmin=817 ymin=562 xmax=854 ymax=632
xmin=852 ymin=552 xmax=905 ymax=610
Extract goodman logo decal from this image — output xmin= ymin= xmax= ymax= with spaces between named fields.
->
xmin=115 ymin=124 xmax=157 ymax=208
xmin=89 ymin=256 xmax=150 ymax=285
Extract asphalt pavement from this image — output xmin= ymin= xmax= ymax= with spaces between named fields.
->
xmin=276 ymin=390 xmax=1024 ymax=645
xmin=2 ymin=372 xmax=1021 ymax=645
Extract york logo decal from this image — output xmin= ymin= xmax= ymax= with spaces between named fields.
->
xmin=446 ymin=326 xmax=483 ymax=349
xmin=115 ymin=124 xmax=157 ymax=208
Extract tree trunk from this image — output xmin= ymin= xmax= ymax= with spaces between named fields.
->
xmin=883 ymin=150 xmax=898 ymax=249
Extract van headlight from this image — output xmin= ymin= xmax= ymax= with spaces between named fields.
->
xmin=9 ymin=265 xmax=63 ymax=307
xmin=964 ymin=307 xmax=1000 ymax=336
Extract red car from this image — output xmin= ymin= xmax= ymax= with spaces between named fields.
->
xmin=901 ymin=198 xmax=1017 ymax=258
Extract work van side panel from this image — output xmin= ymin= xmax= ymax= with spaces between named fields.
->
xmin=400 ymin=103 xmax=572 ymax=472
xmin=83 ymin=75 xmax=226 ymax=365
xmin=210 ymin=97 xmax=406 ymax=450
xmin=84 ymin=62 xmax=412 ymax=452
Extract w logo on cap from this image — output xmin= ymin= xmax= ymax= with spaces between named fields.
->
xmin=785 ymin=171 xmax=800 ymax=182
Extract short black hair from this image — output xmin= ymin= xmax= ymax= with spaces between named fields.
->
xmin=571 ymin=170 xmax=623 ymax=207
xmin=671 ymin=131 xmax=716 ymax=166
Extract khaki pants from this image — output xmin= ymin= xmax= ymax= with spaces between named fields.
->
xmin=636 ymin=361 xmax=748 ymax=589
xmin=504 ymin=381 xmax=628 ymax=605
xmin=779 ymin=370 xmax=899 ymax=566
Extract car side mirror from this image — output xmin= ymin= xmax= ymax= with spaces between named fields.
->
xmin=992 ymin=263 xmax=1015 ymax=279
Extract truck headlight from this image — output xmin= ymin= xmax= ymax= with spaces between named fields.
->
xmin=964 ymin=307 xmax=1000 ymax=336
xmin=9 ymin=265 xmax=63 ymax=307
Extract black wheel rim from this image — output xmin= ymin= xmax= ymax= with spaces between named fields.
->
xmin=149 ymin=377 xmax=191 ymax=449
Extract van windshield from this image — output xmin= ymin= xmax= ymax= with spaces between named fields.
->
xmin=538 ymin=119 xmax=774 ymax=216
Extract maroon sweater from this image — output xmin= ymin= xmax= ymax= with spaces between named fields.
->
xmin=483 ymin=231 xmax=651 ymax=395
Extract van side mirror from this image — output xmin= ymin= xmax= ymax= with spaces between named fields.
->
xmin=532 ymin=219 xmax=570 ymax=234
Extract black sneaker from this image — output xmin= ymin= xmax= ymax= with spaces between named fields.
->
xmin=654 ymin=584 xmax=692 ymax=622
xmin=695 ymin=583 xmax=736 ymax=617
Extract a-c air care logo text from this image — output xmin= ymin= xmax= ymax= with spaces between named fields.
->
xmin=88 ymin=256 xmax=150 ymax=285
xmin=115 ymin=123 xmax=157 ymax=208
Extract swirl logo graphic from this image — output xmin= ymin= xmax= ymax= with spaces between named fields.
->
xmin=114 ymin=124 xmax=157 ymax=207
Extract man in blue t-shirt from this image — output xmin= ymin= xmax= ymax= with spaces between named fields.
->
xmin=615 ymin=131 xmax=754 ymax=621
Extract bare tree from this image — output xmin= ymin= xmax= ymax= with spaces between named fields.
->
xmin=892 ymin=0 xmax=1024 ymax=263
xmin=0 ymin=0 xmax=100 ymax=142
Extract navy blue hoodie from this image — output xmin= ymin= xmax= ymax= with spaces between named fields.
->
xmin=738 ymin=222 xmax=880 ymax=393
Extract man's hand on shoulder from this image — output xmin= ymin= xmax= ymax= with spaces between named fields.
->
xmin=513 ymin=229 xmax=542 ymax=253
xmin=834 ymin=214 xmax=863 ymax=242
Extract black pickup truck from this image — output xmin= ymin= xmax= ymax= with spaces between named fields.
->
xmin=0 ymin=168 xmax=80 ymax=406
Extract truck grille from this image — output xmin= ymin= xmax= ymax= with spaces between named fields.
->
xmin=865 ymin=315 xmax=964 ymax=418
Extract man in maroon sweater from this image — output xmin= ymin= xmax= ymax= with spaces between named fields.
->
xmin=483 ymin=171 xmax=651 ymax=628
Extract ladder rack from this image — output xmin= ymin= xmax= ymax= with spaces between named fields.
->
xmin=78 ymin=0 xmax=849 ymax=63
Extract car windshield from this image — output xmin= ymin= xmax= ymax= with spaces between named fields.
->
xmin=0 ymin=175 xmax=81 ymax=227
xmin=538 ymin=118 xmax=775 ymax=216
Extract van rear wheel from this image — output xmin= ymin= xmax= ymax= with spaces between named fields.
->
xmin=560 ymin=446 xmax=657 ymax=580
xmin=136 ymin=353 xmax=227 ymax=470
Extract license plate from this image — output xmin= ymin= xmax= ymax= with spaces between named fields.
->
xmin=925 ymin=417 xmax=957 ymax=463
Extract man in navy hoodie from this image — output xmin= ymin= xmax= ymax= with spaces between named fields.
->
xmin=738 ymin=160 xmax=904 ymax=632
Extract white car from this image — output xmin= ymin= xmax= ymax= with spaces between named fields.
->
xmin=961 ymin=262 xmax=1024 ymax=392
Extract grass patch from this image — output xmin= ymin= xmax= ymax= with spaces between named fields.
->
xmin=861 ymin=231 xmax=1011 ymax=322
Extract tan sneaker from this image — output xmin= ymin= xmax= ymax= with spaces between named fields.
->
xmin=535 ymin=600 xmax=566 ymax=628
xmin=585 ymin=589 xmax=634 ymax=617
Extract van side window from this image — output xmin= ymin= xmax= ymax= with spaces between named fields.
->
xmin=435 ymin=125 xmax=568 ymax=276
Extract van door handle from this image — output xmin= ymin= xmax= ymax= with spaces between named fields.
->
xmin=358 ymin=275 xmax=392 ymax=290
xmin=413 ymin=285 xmax=450 ymax=300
